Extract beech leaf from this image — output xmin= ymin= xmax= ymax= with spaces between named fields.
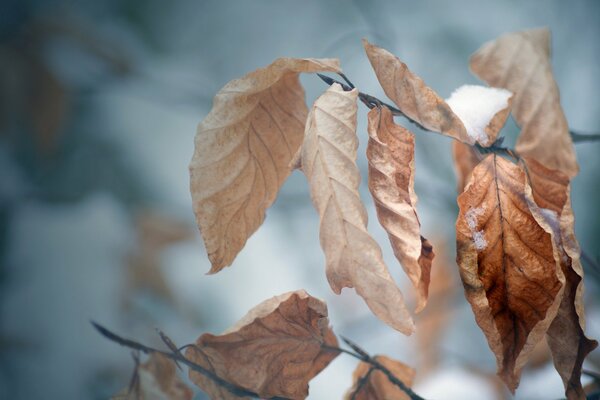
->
xmin=366 ymin=106 xmax=434 ymax=312
xmin=190 ymin=58 xmax=340 ymax=272
xmin=456 ymin=154 xmax=564 ymax=392
xmin=112 ymin=353 xmax=193 ymax=400
xmin=470 ymin=28 xmax=578 ymax=176
xmin=452 ymin=141 xmax=482 ymax=193
xmin=185 ymin=290 xmax=338 ymax=400
xmin=362 ymin=39 xmax=474 ymax=145
xmin=345 ymin=355 xmax=415 ymax=400
xmin=524 ymin=157 xmax=598 ymax=399
xmin=300 ymin=83 xmax=414 ymax=335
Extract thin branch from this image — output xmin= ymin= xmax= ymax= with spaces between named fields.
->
xmin=92 ymin=322 xmax=289 ymax=400
xmin=571 ymin=130 xmax=600 ymax=143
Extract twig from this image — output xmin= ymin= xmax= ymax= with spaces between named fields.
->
xmin=92 ymin=322 xmax=289 ymax=400
xmin=350 ymin=366 xmax=375 ymax=400
xmin=571 ymin=130 xmax=600 ymax=143
xmin=583 ymin=369 xmax=600 ymax=382
xmin=323 ymin=338 xmax=426 ymax=400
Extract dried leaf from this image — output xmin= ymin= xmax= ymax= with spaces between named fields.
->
xmin=301 ymin=83 xmax=414 ymax=334
xmin=190 ymin=58 xmax=340 ymax=272
xmin=113 ymin=354 xmax=193 ymax=400
xmin=524 ymin=157 xmax=598 ymax=399
xmin=366 ymin=106 xmax=434 ymax=313
xmin=185 ymin=290 xmax=338 ymax=400
xmin=345 ymin=355 xmax=415 ymax=400
xmin=452 ymin=141 xmax=482 ymax=193
xmin=470 ymin=28 xmax=578 ymax=176
xmin=363 ymin=39 xmax=473 ymax=145
xmin=455 ymin=154 xmax=564 ymax=391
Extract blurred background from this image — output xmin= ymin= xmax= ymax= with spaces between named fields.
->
xmin=0 ymin=1 xmax=599 ymax=399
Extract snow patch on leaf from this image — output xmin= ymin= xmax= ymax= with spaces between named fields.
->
xmin=465 ymin=206 xmax=487 ymax=250
xmin=446 ymin=85 xmax=512 ymax=146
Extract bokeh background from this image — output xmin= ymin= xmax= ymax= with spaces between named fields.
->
xmin=1 ymin=1 xmax=599 ymax=399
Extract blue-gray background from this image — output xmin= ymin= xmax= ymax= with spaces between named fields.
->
xmin=1 ymin=1 xmax=599 ymax=399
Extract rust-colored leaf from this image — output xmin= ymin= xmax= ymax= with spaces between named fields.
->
xmin=363 ymin=39 xmax=473 ymax=145
xmin=456 ymin=154 xmax=564 ymax=392
xmin=185 ymin=290 xmax=338 ymax=400
xmin=470 ymin=28 xmax=578 ymax=177
xmin=524 ymin=157 xmax=598 ymax=399
xmin=452 ymin=141 xmax=482 ymax=193
xmin=366 ymin=106 xmax=434 ymax=313
xmin=300 ymin=83 xmax=414 ymax=334
xmin=189 ymin=58 xmax=340 ymax=273
xmin=113 ymin=353 xmax=193 ymax=400
xmin=345 ymin=355 xmax=415 ymax=400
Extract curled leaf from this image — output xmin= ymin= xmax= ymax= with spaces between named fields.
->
xmin=301 ymin=83 xmax=414 ymax=334
xmin=345 ymin=355 xmax=415 ymax=400
xmin=185 ymin=290 xmax=338 ymax=400
xmin=452 ymin=141 xmax=482 ymax=193
xmin=113 ymin=353 xmax=193 ymax=400
xmin=190 ymin=58 xmax=340 ymax=272
xmin=456 ymin=154 xmax=564 ymax=392
xmin=363 ymin=39 xmax=473 ymax=145
xmin=366 ymin=106 xmax=434 ymax=312
xmin=470 ymin=28 xmax=578 ymax=176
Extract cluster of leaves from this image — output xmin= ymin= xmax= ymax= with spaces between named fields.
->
xmin=101 ymin=28 xmax=598 ymax=399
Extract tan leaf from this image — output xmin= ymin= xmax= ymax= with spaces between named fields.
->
xmin=366 ymin=106 xmax=434 ymax=313
xmin=301 ymin=83 xmax=414 ymax=334
xmin=362 ymin=39 xmax=473 ymax=145
xmin=455 ymin=154 xmax=564 ymax=392
xmin=470 ymin=28 xmax=578 ymax=177
xmin=452 ymin=141 xmax=482 ymax=193
xmin=345 ymin=355 xmax=415 ymax=400
xmin=185 ymin=290 xmax=338 ymax=400
xmin=113 ymin=353 xmax=193 ymax=400
xmin=190 ymin=58 xmax=341 ymax=272
xmin=524 ymin=157 xmax=598 ymax=399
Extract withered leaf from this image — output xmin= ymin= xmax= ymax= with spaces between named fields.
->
xmin=452 ymin=141 xmax=482 ymax=193
xmin=366 ymin=106 xmax=434 ymax=313
xmin=345 ymin=355 xmax=415 ymax=400
xmin=456 ymin=154 xmax=564 ymax=392
xmin=524 ymin=157 xmax=598 ymax=399
xmin=470 ymin=28 xmax=578 ymax=177
xmin=301 ymin=83 xmax=414 ymax=334
xmin=190 ymin=58 xmax=340 ymax=272
xmin=185 ymin=290 xmax=338 ymax=400
xmin=363 ymin=39 xmax=473 ymax=145
xmin=113 ymin=353 xmax=193 ymax=400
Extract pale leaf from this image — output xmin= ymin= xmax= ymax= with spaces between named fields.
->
xmin=345 ymin=355 xmax=415 ymax=400
xmin=363 ymin=39 xmax=473 ymax=145
xmin=185 ymin=290 xmax=338 ymax=400
xmin=366 ymin=106 xmax=434 ymax=313
xmin=456 ymin=154 xmax=564 ymax=392
xmin=190 ymin=58 xmax=340 ymax=272
xmin=301 ymin=83 xmax=414 ymax=334
xmin=452 ymin=141 xmax=482 ymax=193
xmin=470 ymin=28 xmax=578 ymax=176
xmin=112 ymin=354 xmax=193 ymax=400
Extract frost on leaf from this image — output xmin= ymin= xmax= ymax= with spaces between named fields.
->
xmin=190 ymin=58 xmax=340 ymax=273
xmin=345 ymin=355 xmax=415 ymax=400
xmin=470 ymin=28 xmax=578 ymax=177
xmin=185 ymin=290 xmax=338 ymax=400
xmin=524 ymin=157 xmax=598 ymax=399
xmin=445 ymin=84 xmax=513 ymax=146
xmin=362 ymin=39 xmax=474 ymax=145
xmin=112 ymin=353 xmax=193 ymax=400
xmin=366 ymin=106 xmax=434 ymax=313
xmin=456 ymin=154 xmax=564 ymax=392
xmin=300 ymin=83 xmax=414 ymax=335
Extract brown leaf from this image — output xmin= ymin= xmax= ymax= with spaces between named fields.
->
xmin=366 ymin=106 xmax=434 ymax=313
xmin=455 ymin=154 xmax=564 ymax=392
xmin=300 ymin=83 xmax=414 ymax=334
xmin=470 ymin=28 xmax=578 ymax=177
xmin=524 ymin=157 xmax=598 ymax=399
xmin=345 ymin=355 xmax=415 ymax=400
xmin=113 ymin=353 xmax=193 ymax=400
xmin=452 ymin=141 xmax=482 ymax=193
xmin=185 ymin=290 xmax=338 ymax=400
xmin=363 ymin=39 xmax=473 ymax=145
xmin=189 ymin=58 xmax=340 ymax=273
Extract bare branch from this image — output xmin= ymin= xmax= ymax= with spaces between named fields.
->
xmin=571 ymin=130 xmax=600 ymax=143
